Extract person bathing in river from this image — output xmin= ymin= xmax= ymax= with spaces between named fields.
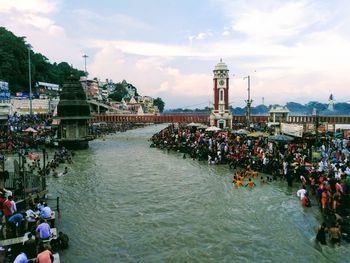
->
xmin=316 ymin=222 xmax=327 ymax=245
xmin=234 ymin=179 xmax=244 ymax=188
xmin=301 ymin=192 xmax=311 ymax=207
xmin=63 ymin=166 xmax=68 ymax=175
xmin=245 ymin=178 xmax=256 ymax=188
xmin=260 ymin=176 xmax=268 ymax=184
xmin=329 ymin=223 xmax=341 ymax=246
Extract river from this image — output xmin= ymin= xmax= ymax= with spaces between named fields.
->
xmin=46 ymin=124 xmax=350 ymax=263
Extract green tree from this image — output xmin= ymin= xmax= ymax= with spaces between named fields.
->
xmin=153 ymin=97 xmax=165 ymax=112
xmin=0 ymin=27 xmax=85 ymax=93
xmin=108 ymin=83 xmax=128 ymax=102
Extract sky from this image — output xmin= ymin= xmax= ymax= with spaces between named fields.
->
xmin=0 ymin=0 xmax=350 ymax=109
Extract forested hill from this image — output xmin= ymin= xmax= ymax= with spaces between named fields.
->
xmin=0 ymin=27 xmax=84 ymax=93
xmin=166 ymin=101 xmax=350 ymax=116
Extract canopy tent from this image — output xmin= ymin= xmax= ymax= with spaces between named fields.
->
xmin=268 ymin=134 xmax=294 ymax=142
xmin=247 ymin=131 xmax=269 ymax=138
xmin=187 ymin=122 xmax=202 ymax=127
xmin=233 ymin=129 xmax=249 ymax=135
xmin=24 ymin=127 xmax=38 ymax=133
xmin=206 ymin=126 xmax=221 ymax=132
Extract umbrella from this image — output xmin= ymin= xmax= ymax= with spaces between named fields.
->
xmin=198 ymin=124 xmax=208 ymax=129
xmin=187 ymin=122 xmax=201 ymax=127
xmin=234 ymin=129 xmax=249 ymax=135
xmin=24 ymin=127 xmax=38 ymax=133
xmin=205 ymin=126 xmax=221 ymax=132
xmin=247 ymin=131 xmax=269 ymax=138
xmin=268 ymin=134 xmax=294 ymax=142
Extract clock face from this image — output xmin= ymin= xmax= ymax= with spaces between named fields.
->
xmin=219 ymin=80 xmax=225 ymax=86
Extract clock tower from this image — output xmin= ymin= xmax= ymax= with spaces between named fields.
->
xmin=210 ymin=59 xmax=232 ymax=129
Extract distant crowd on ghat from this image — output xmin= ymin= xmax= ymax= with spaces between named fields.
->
xmin=150 ymin=123 xmax=350 ymax=246
xmin=0 ymin=113 xmax=54 ymax=153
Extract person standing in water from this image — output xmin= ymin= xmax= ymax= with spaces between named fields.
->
xmin=316 ymin=222 xmax=327 ymax=245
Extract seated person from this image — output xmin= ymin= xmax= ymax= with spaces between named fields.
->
xmin=13 ymin=252 xmax=28 ymax=263
xmin=36 ymin=219 xmax=51 ymax=240
xmin=40 ymin=203 xmax=52 ymax=219
xmin=36 ymin=244 xmax=54 ymax=263
xmin=23 ymin=233 xmax=37 ymax=259
xmin=26 ymin=205 xmax=39 ymax=222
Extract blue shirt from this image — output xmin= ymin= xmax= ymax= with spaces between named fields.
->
xmin=13 ymin=252 xmax=28 ymax=263
xmin=8 ymin=213 xmax=24 ymax=224
xmin=36 ymin=222 xmax=51 ymax=239
xmin=40 ymin=206 xmax=52 ymax=219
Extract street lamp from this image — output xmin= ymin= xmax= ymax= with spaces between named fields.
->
xmin=28 ymin=45 xmax=33 ymax=115
xmin=82 ymin=54 xmax=89 ymax=99
xmin=82 ymin=54 xmax=88 ymax=76
xmin=243 ymin=75 xmax=253 ymax=128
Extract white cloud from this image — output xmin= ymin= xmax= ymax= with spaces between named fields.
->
xmin=0 ymin=0 xmax=59 ymax=13
xmin=189 ymin=30 xmax=213 ymax=41
xmin=88 ymin=45 xmax=212 ymax=108
xmin=72 ymin=9 xmax=153 ymax=34
xmin=90 ymin=39 xmax=200 ymax=57
xmin=1 ymin=0 xmax=349 ymax=108
xmin=0 ymin=0 xmax=83 ymax=65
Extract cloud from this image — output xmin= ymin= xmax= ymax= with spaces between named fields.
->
xmin=0 ymin=0 xmax=84 ymax=65
xmin=90 ymin=39 xmax=199 ymax=57
xmin=1 ymin=0 xmax=349 ymax=108
xmin=72 ymin=9 xmax=153 ymax=33
xmin=88 ymin=45 xmax=213 ymax=108
xmin=0 ymin=0 xmax=59 ymax=13
xmin=189 ymin=30 xmax=213 ymax=41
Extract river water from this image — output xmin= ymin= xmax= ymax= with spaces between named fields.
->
xmin=46 ymin=124 xmax=350 ymax=263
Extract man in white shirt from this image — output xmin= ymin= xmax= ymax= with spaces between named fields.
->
xmin=297 ymin=187 xmax=307 ymax=200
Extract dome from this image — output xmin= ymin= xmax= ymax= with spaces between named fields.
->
xmin=214 ymin=59 xmax=228 ymax=71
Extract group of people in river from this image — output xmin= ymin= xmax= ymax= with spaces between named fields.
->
xmin=150 ymin=123 xmax=350 ymax=246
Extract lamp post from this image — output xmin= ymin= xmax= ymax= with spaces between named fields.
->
xmin=243 ymin=75 xmax=253 ymax=128
xmin=28 ymin=46 xmax=33 ymax=115
xmin=313 ymin=108 xmax=319 ymax=146
xmin=82 ymin=54 xmax=88 ymax=76
xmin=82 ymin=54 xmax=89 ymax=98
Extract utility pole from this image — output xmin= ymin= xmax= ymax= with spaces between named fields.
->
xmin=82 ymin=54 xmax=89 ymax=99
xmin=82 ymin=54 xmax=88 ymax=76
xmin=244 ymin=75 xmax=253 ymax=128
xmin=28 ymin=46 xmax=33 ymax=115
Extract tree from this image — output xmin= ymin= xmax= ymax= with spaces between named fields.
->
xmin=153 ymin=97 xmax=165 ymax=112
xmin=108 ymin=83 xmax=128 ymax=102
xmin=0 ymin=27 xmax=85 ymax=93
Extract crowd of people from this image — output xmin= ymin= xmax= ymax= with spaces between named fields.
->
xmin=150 ymin=123 xmax=350 ymax=246
xmin=0 ymin=187 xmax=69 ymax=262
xmin=0 ymin=146 xmax=72 ymax=262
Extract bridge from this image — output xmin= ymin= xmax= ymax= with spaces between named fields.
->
xmin=90 ymin=114 xmax=350 ymax=125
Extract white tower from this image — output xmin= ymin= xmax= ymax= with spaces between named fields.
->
xmin=328 ymin=94 xmax=334 ymax=111
xmin=209 ymin=59 xmax=233 ymax=129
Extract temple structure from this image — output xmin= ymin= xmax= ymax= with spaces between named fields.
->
xmin=209 ymin=59 xmax=233 ymax=129
xmin=54 ymin=75 xmax=94 ymax=149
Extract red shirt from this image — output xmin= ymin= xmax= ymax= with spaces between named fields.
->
xmin=36 ymin=250 xmax=53 ymax=263
xmin=3 ymin=199 xmax=12 ymax=216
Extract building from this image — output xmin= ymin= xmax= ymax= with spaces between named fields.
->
xmin=121 ymin=80 xmax=137 ymax=99
xmin=209 ymin=59 xmax=233 ymax=129
xmin=55 ymin=75 xmax=93 ymax=149
xmin=268 ymin=106 xmax=290 ymax=124
xmin=0 ymin=81 xmax=12 ymax=129
xmin=35 ymin=82 xmax=59 ymax=98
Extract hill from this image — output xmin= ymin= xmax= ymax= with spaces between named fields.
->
xmin=0 ymin=27 xmax=85 ymax=93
